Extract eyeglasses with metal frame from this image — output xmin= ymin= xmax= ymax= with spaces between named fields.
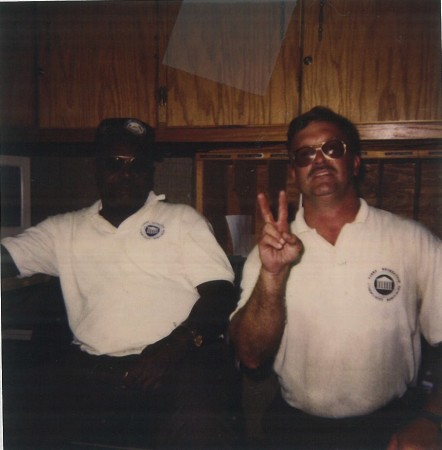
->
xmin=98 ymin=155 xmax=152 ymax=174
xmin=290 ymin=139 xmax=347 ymax=167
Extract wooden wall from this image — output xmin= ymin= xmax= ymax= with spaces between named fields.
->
xmin=360 ymin=159 xmax=442 ymax=238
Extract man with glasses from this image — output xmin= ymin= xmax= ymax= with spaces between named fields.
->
xmin=1 ymin=118 xmax=242 ymax=449
xmin=229 ymin=107 xmax=441 ymax=449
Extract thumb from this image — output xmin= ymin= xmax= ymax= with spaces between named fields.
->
xmin=386 ymin=434 xmax=399 ymax=450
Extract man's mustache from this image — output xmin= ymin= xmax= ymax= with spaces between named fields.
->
xmin=307 ymin=163 xmax=336 ymax=178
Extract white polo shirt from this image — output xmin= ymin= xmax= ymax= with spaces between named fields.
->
xmin=2 ymin=192 xmax=234 ymax=356
xmin=235 ymin=199 xmax=442 ymax=418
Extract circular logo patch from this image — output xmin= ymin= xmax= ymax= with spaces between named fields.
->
xmin=368 ymin=268 xmax=401 ymax=301
xmin=141 ymin=222 xmax=165 ymax=239
xmin=124 ymin=119 xmax=146 ymax=136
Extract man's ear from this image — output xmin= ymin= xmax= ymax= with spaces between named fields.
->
xmin=353 ymin=154 xmax=361 ymax=177
xmin=289 ymin=165 xmax=297 ymax=183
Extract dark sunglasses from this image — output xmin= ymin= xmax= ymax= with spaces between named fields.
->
xmin=290 ymin=139 xmax=347 ymax=167
xmin=98 ymin=155 xmax=152 ymax=174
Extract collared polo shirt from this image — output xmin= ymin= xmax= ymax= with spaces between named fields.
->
xmin=3 ymin=192 xmax=234 ymax=356
xmin=235 ymin=199 xmax=442 ymax=418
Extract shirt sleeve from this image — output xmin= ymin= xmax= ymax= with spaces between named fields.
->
xmin=415 ymin=224 xmax=442 ymax=346
xmin=1 ymin=216 xmax=62 ymax=277
xmin=230 ymin=245 xmax=261 ymax=318
xmin=180 ymin=206 xmax=234 ymax=287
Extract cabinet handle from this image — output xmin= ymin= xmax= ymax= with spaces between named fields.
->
xmin=157 ymin=86 xmax=168 ymax=107
xmin=303 ymin=56 xmax=313 ymax=66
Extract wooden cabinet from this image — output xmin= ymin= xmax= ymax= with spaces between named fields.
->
xmin=158 ymin=1 xmax=302 ymax=127
xmin=37 ymin=1 xmax=158 ymax=129
xmin=0 ymin=1 xmax=158 ymax=130
xmin=301 ymin=0 xmax=442 ymax=122
xmin=196 ymin=145 xmax=442 ymax=255
xmin=0 ymin=3 xmax=38 ymax=127
xmin=159 ymin=0 xmax=441 ymax=128
xmin=0 ymin=0 xmax=440 ymax=136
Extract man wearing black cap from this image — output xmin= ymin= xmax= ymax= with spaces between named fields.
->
xmin=1 ymin=118 xmax=242 ymax=449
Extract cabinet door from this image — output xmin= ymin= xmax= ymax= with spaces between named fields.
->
xmin=37 ymin=1 xmax=157 ymax=129
xmin=301 ymin=0 xmax=442 ymax=122
xmin=0 ymin=3 xmax=38 ymax=127
xmin=158 ymin=1 xmax=302 ymax=127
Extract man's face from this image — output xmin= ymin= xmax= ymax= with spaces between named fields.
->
xmin=95 ymin=142 xmax=154 ymax=214
xmin=289 ymin=121 xmax=360 ymax=201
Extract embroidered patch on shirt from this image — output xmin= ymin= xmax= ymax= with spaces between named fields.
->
xmin=141 ymin=222 xmax=165 ymax=239
xmin=367 ymin=268 xmax=401 ymax=301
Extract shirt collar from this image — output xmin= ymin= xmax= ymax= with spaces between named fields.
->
xmin=146 ymin=190 xmax=166 ymax=205
xmin=94 ymin=190 xmax=166 ymax=213
xmin=354 ymin=198 xmax=369 ymax=223
xmin=90 ymin=191 xmax=166 ymax=231
xmin=293 ymin=198 xmax=368 ymax=234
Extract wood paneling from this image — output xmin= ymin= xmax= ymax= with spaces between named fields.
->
xmin=379 ymin=162 xmax=417 ymax=218
xmin=358 ymin=161 xmax=381 ymax=208
xmin=419 ymin=160 xmax=442 ymax=238
xmin=1 ymin=121 xmax=441 ymax=145
xmin=200 ymin=160 xmax=231 ymax=250
xmin=360 ymin=159 xmax=442 ymax=238
xmin=0 ymin=0 xmax=441 ymax=141
xmin=158 ymin=0 xmax=302 ymax=126
xmin=196 ymin=147 xmax=442 ymax=254
xmin=37 ymin=1 xmax=158 ymax=128
xmin=301 ymin=0 xmax=442 ymax=122
xmin=0 ymin=3 xmax=38 ymax=127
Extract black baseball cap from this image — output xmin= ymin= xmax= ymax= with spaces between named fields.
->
xmin=95 ymin=118 xmax=156 ymax=159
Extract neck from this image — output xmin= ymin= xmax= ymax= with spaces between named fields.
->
xmin=99 ymin=205 xmax=140 ymax=228
xmin=303 ymin=194 xmax=360 ymax=245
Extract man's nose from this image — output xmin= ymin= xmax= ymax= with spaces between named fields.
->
xmin=312 ymin=147 xmax=326 ymax=164
xmin=119 ymin=163 xmax=133 ymax=178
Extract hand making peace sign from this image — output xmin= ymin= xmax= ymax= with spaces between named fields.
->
xmin=257 ymin=190 xmax=304 ymax=275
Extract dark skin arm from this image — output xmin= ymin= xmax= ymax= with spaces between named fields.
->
xmin=1 ymin=245 xmax=20 ymax=278
xmin=387 ymin=342 xmax=442 ymax=450
xmin=123 ymin=279 xmax=237 ymax=391
xmin=2 ymin=242 xmax=236 ymax=391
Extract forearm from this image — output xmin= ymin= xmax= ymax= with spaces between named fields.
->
xmin=230 ymin=267 xmax=289 ymax=369
xmin=1 ymin=244 xmax=20 ymax=278
xmin=182 ymin=280 xmax=237 ymax=342
xmin=422 ymin=343 xmax=442 ymax=416
xmin=388 ymin=344 xmax=442 ymax=448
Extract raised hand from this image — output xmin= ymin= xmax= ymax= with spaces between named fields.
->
xmin=257 ymin=191 xmax=303 ymax=275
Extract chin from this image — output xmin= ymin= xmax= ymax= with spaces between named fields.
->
xmin=311 ymin=182 xmax=337 ymax=196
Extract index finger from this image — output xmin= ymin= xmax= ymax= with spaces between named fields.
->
xmin=257 ymin=193 xmax=275 ymax=225
xmin=276 ymin=191 xmax=289 ymax=229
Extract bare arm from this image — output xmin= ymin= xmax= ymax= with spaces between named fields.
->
xmin=387 ymin=343 xmax=442 ymax=450
xmin=124 ymin=280 xmax=237 ymax=391
xmin=229 ymin=191 xmax=303 ymax=369
xmin=1 ymin=245 xmax=19 ymax=278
